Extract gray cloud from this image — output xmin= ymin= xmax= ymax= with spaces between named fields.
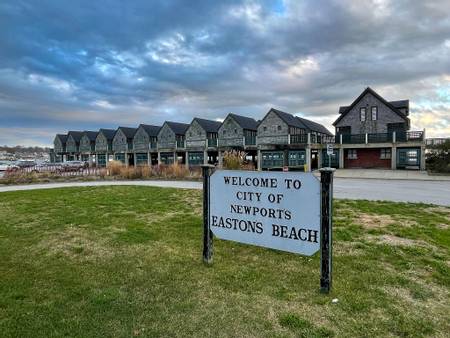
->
xmin=0 ymin=0 xmax=450 ymax=146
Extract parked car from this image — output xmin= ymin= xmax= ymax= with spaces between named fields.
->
xmin=0 ymin=162 xmax=20 ymax=173
xmin=61 ymin=161 xmax=88 ymax=171
xmin=16 ymin=160 xmax=36 ymax=168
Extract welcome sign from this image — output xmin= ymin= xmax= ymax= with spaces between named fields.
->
xmin=209 ymin=170 xmax=320 ymax=256
xmin=201 ymin=166 xmax=334 ymax=292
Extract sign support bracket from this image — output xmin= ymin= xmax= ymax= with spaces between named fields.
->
xmin=202 ymin=165 xmax=214 ymax=264
xmin=320 ymin=167 xmax=334 ymax=293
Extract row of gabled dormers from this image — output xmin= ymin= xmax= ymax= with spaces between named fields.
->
xmin=53 ymin=109 xmax=333 ymax=153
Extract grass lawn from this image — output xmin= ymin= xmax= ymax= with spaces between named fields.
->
xmin=0 ymin=186 xmax=449 ymax=337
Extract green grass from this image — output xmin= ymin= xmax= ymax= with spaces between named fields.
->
xmin=0 ymin=186 xmax=449 ymax=337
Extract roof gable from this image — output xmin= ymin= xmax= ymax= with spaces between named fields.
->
xmin=117 ymin=127 xmax=137 ymax=139
xmin=83 ymin=131 xmax=98 ymax=141
xmin=229 ymin=113 xmax=258 ymax=130
xmin=55 ymin=134 xmax=68 ymax=143
xmin=333 ymin=87 xmax=408 ymax=126
xmin=139 ymin=124 xmax=161 ymax=137
xmin=268 ymin=108 xmax=305 ymax=129
xmin=193 ymin=118 xmax=221 ymax=133
xmin=99 ymin=128 xmax=116 ymax=141
xmin=165 ymin=121 xmax=189 ymax=135
xmin=68 ymin=131 xmax=83 ymax=142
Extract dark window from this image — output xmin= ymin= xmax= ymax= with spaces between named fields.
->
xmin=380 ymin=148 xmax=391 ymax=159
xmin=371 ymin=106 xmax=378 ymax=120
xmin=234 ymin=128 xmax=237 ymax=134
xmin=360 ymin=108 xmax=366 ymax=121
xmin=348 ymin=149 xmax=357 ymax=159
xmin=277 ymin=125 xmax=282 ymax=131
xmin=263 ymin=126 xmax=267 ymax=131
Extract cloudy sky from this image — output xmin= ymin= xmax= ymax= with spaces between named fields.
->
xmin=1 ymin=0 xmax=449 ymax=146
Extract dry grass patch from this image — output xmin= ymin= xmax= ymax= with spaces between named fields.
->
xmin=37 ymin=226 xmax=115 ymax=262
xmin=369 ymin=234 xmax=432 ymax=248
xmin=356 ymin=213 xmax=396 ymax=229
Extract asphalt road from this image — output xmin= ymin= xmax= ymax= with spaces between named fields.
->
xmin=0 ymin=178 xmax=449 ymax=206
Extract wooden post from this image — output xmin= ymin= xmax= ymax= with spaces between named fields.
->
xmin=320 ymin=168 xmax=334 ymax=293
xmin=202 ymin=165 xmax=214 ymax=264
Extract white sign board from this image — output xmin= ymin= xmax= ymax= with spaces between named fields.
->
xmin=209 ymin=170 xmax=320 ymax=256
xmin=326 ymin=143 xmax=333 ymax=156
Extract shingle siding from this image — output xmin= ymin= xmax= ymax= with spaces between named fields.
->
xmin=157 ymin=123 xmax=176 ymax=150
xmin=95 ymin=132 xmax=110 ymax=152
xmin=218 ymin=116 xmax=244 ymax=147
xmin=186 ymin=120 xmax=207 ymax=149
xmin=335 ymin=92 xmax=406 ymax=134
xmin=112 ymin=129 xmax=129 ymax=152
xmin=257 ymin=110 xmax=289 ymax=145
xmin=133 ymin=126 xmax=150 ymax=152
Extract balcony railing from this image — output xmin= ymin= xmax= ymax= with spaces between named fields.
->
xmin=368 ymin=133 xmax=392 ymax=143
xmin=342 ymin=134 xmax=365 ymax=144
xmin=207 ymin=138 xmax=218 ymax=147
xmin=336 ymin=131 xmax=424 ymax=144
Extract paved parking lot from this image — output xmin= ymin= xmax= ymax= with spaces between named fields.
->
xmin=1 ymin=178 xmax=449 ymax=206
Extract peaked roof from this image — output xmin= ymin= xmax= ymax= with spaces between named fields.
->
xmin=297 ymin=117 xmax=333 ymax=136
xmin=117 ymin=127 xmax=137 ymax=139
xmin=165 ymin=121 xmax=190 ymax=135
xmin=68 ymin=131 xmax=84 ymax=142
xmin=139 ymin=124 xmax=161 ymax=137
xmin=83 ymin=131 xmax=98 ymax=141
xmin=229 ymin=113 xmax=258 ymax=130
xmin=268 ymin=108 xmax=332 ymax=135
xmin=389 ymin=100 xmax=409 ymax=112
xmin=55 ymin=134 xmax=68 ymax=143
xmin=99 ymin=128 xmax=116 ymax=141
xmin=333 ymin=87 xmax=408 ymax=126
xmin=193 ymin=118 xmax=221 ymax=133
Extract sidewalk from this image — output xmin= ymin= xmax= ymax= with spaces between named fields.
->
xmin=330 ymin=169 xmax=450 ymax=181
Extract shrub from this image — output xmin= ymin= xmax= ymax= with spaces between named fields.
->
xmin=426 ymin=140 xmax=450 ymax=173
xmin=107 ymin=160 xmax=124 ymax=176
xmin=223 ymin=150 xmax=247 ymax=169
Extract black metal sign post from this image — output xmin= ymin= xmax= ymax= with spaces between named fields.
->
xmin=202 ymin=165 xmax=214 ymax=264
xmin=319 ymin=168 xmax=335 ymax=293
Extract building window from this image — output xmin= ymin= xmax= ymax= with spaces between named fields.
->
xmin=263 ymin=126 xmax=267 ymax=131
xmin=234 ymin=128 xmax=237 ymax=134
xmin=380 ymin=148 xmax=391 ymax=159
xmin=348 ymin=149 xmax=357 ymax=159
xmin=277 ymin=125 xmax=282 ymax=131
xmin=360 ymin=107 xmax=366 ymax=121
xmin=223 ymin=130 xmax=226 ymax=135
xmin=371 ymin=106 xmax=378 ymax=120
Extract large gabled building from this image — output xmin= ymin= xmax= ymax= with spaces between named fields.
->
xmin=157 ymin=121 xmax=190 ymax=164
xmin=95 ymin=129 xmax=116 ymax=166
xmin=257 ymin=108 xmax=333 ymax=170
xmin=185 ymin=118 xmax=221 ymax=166
xmin=332 ymin=87 xmax=425 ymax=170
xmin=112 ymin=127 xmax=138 ymax=165
xmin=133 ymin=124 xmax=161 ymax=165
